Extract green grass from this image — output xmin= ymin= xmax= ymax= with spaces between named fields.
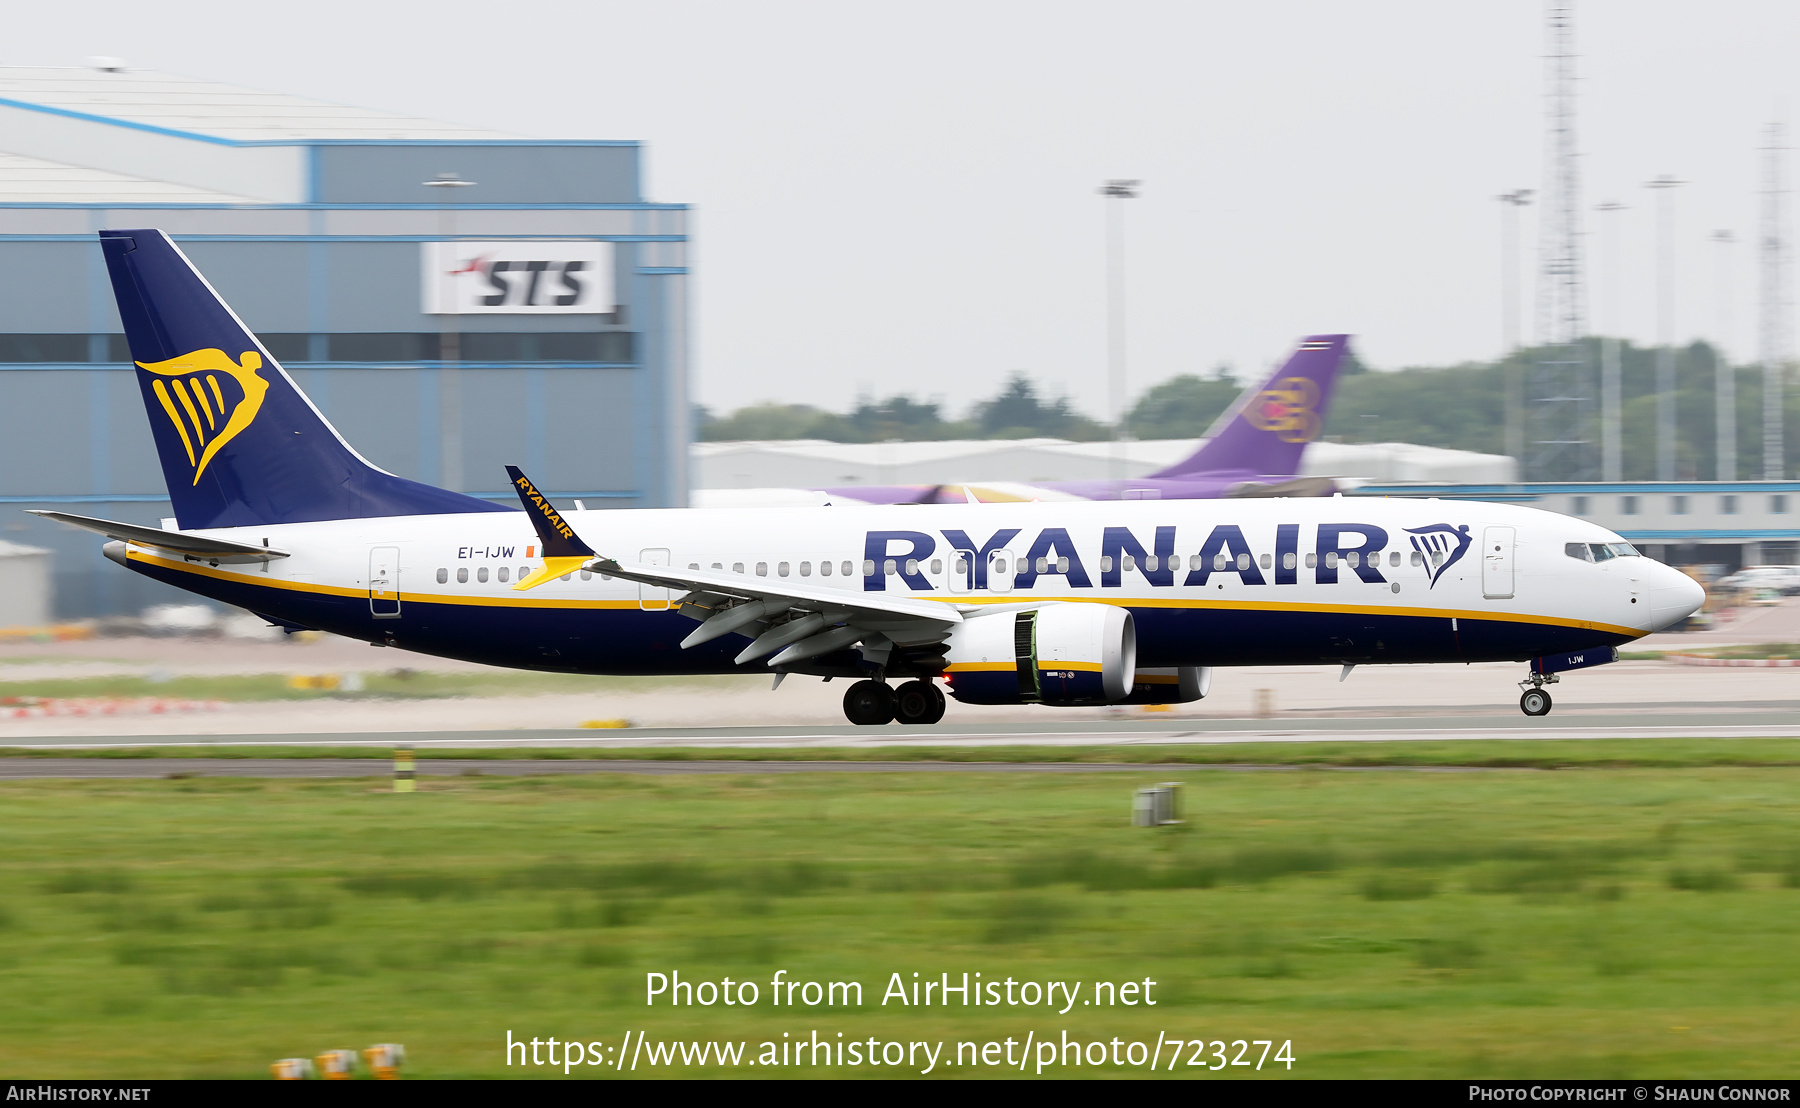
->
xmin=0 ymin=670 xmax=761 ymax=703
xmin=1 ymin=762 xmax=1799 ymax=1078
xmin=9 ymin=738 xmax=1800 ymax=769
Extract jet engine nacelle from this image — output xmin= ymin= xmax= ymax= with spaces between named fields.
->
xmin=1121 ymin=666 xmax=1212 ymax=704
xmin=942 ymin=603 xmax=1136 ymax=706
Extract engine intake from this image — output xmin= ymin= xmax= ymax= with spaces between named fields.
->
xmin=943 ymin=603 xmax=1136 ymax=706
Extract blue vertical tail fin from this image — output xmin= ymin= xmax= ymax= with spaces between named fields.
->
xmin=100 ymin=228 xmax=507 ymax=528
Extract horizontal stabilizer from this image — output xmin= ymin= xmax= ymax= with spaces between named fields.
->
xmin=28 ymin=510 xmax=288 ymax=564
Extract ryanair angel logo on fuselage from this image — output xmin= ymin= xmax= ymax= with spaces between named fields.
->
xmin=135 ymin=349 xmax=269 ymax=484
xmin=1241 ymin=376 xmax=1322 ymax=443
xmin=1405 ymin=523 xmax=1473 ymax=588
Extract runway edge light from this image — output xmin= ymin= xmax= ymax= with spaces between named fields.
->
xmin=394 ymin=745 xmax=415 ymax=793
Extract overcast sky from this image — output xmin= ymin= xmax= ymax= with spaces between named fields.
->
xmin=11 ymin=1 xmax=1800 ymax=416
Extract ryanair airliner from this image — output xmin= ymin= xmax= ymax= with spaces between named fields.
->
xmin=36 ymin=230 xmax=1703 ymax=726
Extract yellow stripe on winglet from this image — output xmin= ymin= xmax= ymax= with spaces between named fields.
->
xmin=514 ymin=556 xmax=592 ymax=591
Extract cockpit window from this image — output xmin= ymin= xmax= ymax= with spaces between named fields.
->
xmin=1567 ymin=541 xmax=1640 ymax=563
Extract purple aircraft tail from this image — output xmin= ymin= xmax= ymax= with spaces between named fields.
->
xmin=1147 ymin=334 xmax=1348 ymax=479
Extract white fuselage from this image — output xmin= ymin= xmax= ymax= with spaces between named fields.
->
xmin=118 ymin=496 xmax=1702 ymax=676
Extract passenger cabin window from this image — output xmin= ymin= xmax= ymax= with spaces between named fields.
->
xmin=886 ymin=559 xmax=899 ymax=575
xmin=1388 ymin=551 xmax=1400 ymax=567
xmin=687 ymin=563 xmax=699 ymax=571
xmin=819 ymin=561 xmax=832 ymax=576
xmin=778 ymin=562 xmax=789 ymax=577
xmin=930 ymin=559 xmax=942 ymax=575
xmin=1305 ymin=553 xmax=1318 ymax=568
xmin=862 ymin=560 xmax=876 ymax=576
xmin=1284 ymin=553 xmax=1297 ymax=570
xmin=844 ymin=561 xmax=855 ymax=577
xmin=582 ymin=568 xmax=593 ymax=579
xmin=800 ymin=561 xmax=812 ymax=576
xmin=756 ymin=562 xmax=768 ymax=576
xmin=905 ymin=558 xmax=919 ymax=575
xmin=497 ymin=567 xmax=510 ymax=583
xmin=1410 ymin=551 xmax=1422 ymax=566
xmin=733 ymin=563 xmax=745 ymax=574
xmin=1263 ymin=553 xmax=1275 ymax=570
xmin=436 ymin=568 xmax=448 ymax=584
xmin=457 ymin=568 xmax=469 ymax=583
xmin=477 ymin=567 xmax=489 ymax=583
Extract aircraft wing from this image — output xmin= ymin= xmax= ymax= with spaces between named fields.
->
xmin=591 ymin=558 xmax=963 ymax=626
xmin=27 ymin=509 xmax=289 ymax=564
xmin=504 ymin=464 xmax=961 ymax=669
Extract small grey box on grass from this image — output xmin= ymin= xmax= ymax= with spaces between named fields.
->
xmin=1132 ymin=783 xmax=1183 ymax=827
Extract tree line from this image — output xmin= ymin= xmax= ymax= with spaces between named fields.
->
xmin=697 ymin=340 xmax=1800 ymax=481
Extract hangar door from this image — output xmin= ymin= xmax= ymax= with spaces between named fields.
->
xmin=1481 ymin=527 xmax=1515 ymax=600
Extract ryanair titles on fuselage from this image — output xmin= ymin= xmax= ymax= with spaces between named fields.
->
xmin=857 ymin=521 xmax=1474 ymax=592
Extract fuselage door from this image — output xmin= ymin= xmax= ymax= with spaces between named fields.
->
xmin=1481 ymin=526 xmax=1515 ymax=600
xmin=369 ymin=546 xmax=401 ymax=619
xmin=988 ymin=549 xmax=1017 ymax=594
xmin=639 ymin=548 xmax=672 ymax=611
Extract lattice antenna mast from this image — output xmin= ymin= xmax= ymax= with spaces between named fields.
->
xmin=1761 ymin=121 xmax=1791 ymax=480
xmin=1530 ymin=1 xmax=1594 ymax=480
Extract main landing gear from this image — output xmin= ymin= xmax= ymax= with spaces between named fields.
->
xmin=843 ymin=679 xmax=945 ymax=726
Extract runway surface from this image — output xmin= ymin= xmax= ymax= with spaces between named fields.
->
xmin=0 ymin=758 xmax=1219 ymax=779
xmin=6 ymin=709 xmax=1800 ymax=754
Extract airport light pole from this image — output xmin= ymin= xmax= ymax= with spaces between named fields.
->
xmin=1645 ymin=174 xmax=1685 ymax=481
xmin=1595 ymin=199 xmax=1627 ymax=482
xmin=1713 ymin=229 xmax=1738 ymax=480
xmin=1497 ymin=189 xmax=1533 ymax=466
xmin=426 ymin=172 xmax=476 ymax=492
xmin=1100 ymin=179 xmax=1140 ymax=496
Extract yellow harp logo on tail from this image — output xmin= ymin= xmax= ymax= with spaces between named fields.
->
xmin=135 ymin=349 xmax=270 ymax=484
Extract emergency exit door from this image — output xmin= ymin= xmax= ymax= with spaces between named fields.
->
xmin=638 ymin=548 xmax=672 ymax=610
xmin=1481 ymin=526 xmax=1515 ymax=599
xmin=369 ymin=546 xmax=401 ymax=618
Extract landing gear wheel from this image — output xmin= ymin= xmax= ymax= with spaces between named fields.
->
xmin=843 ymin=680 xmax=896 ymax=726
xmin=1519 ymin=688 xmax=1553 ymax=717
xmin=894 ymin=680 xmax=946 ymax=725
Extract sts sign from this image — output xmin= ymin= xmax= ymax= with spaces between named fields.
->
xmin=422 ymin=241 xmax=615 ymax=315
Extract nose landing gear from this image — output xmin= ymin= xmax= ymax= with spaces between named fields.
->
xmin=1518 ymin=671 xmax=1558 ymax=716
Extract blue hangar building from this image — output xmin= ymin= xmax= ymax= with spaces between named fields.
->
xmin=0 ymin=65 xmax=690 ymax=618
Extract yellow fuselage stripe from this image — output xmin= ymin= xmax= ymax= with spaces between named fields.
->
xmin=125 ymin=549 xmax=1642 ymax=635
